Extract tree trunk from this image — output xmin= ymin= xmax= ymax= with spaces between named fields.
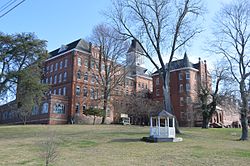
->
xmin=163 ymin=70 xmax=181 ymax=134
xmin=239 ymin=82 xmax=248 ymax=140
xmin=202 ymin=115 xmax=209 ymax=129
xmin=93 ymin=115 xmax=96 ymax=125
xmin=101 ymin=87 xmax=108 ymax=124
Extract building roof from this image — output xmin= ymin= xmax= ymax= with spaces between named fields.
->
xmin=127 ymin=39 xmax=144 ymax=53
xmin=49 ymin=39 xmax=91 ymax=58
xmin=153 ymin=52 xmax=199 ymax=74
xmin=151 ymin=110 xmax=174 ymax=118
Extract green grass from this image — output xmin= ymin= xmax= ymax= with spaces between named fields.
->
xmin=0 ymin=125 xmax=249 ymax=166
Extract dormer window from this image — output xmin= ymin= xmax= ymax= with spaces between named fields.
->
xmin=58 ymin=45 xmax=68 ymax=53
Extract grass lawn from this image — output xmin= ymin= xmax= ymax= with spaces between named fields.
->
xmin=0 ymin=125 xmax=249 ymax=166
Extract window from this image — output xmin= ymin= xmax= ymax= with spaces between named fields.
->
xmin=54 ymin=75 xmax=57 ymax=84
xmin=90 ymin=88 xmax=95 ymax=99
xmin=78 ymin=57 xmax=82 ymax=66
xmin=53 ymin=89 xmax=56 ymax=95
xmin=46 ymin=78 xmax=48 ymax=84
xmin=49 ymin=76 xmax=52 ymax=84
xmin=156 ymin=78 xmax=160 ymax=85
xmin=179 ymin=84 xmax=183 ymax=93
xmin=84 ymin=59 xmax=88 ymax=67
xmin=180 ymin=97 xmax=184 ymax=106
xmin=46 ymin=66 xmax=49 ymax=73
xmin=138 ymin=82 xmax=141 ymax=88
xmin=75 ymin=103 xmax=80 ymax=113
xmin=55 ymin=63 xmax=58 ymax=71
xmin=186 ymin=97 xmax=192 ymax=104
xmin=82 ymin=104 xmax=86 ymax=112
xmin=63 ymin=72 xmax=67 ymax=81
xmin=77 ymin=70 xmax=81 ymax=79
xmin=101 ymin=64 xmax=105 ymax=71
xmin=91 ymin=73 xmax=95 ymax=83
xmin=63 ymin=87 xmax=66 ymax=96
xmin=50 ymin=64 xmax=53 ymax=72
xmin=60 ymin=61 xmax=63 ymax=69
xmin=96 ymin=62 xmax=99 ymax=70
xmin=53 ymin=103 xmax=65 ymax=114
xmin=186 ymin=71 xmax=190 ymax=80
xmin=91 ymin=60 xmax=95 ymax=68
xmin=179 ymin=72 xmax=183 ymax=80
xmin=32 ymin=105 xmax=39 ymax=115
xmin=186 ymin=83 xmax=190 ymax=92
xmin=84 ymin=72 xmax=88 ymax=81
xmin=76 ymin=86 xmax=80 ymax=96
xmin=64 ymin=59 xmax=68 ymax=68
xmin=59 ymin=73 xmax=62 ymax=83
xmin=106 ymin=108 xmax=111 ymax=117
xmin=156 ymin=89 xmax=160 ymax=96
xmin=142 ymin=83 xmax=144 ymax=88
xmin=96 ymin=89 xmax=99 ymax=99
xmin=58 ymin=88 xmax=61 ymax=95
xmin=42 ymin=103 xmax=49 ymax=114
xmin=145 ymin=84 xmax=148 ymax=89
xmin=83 ymin=87 xmax=88 ymax=97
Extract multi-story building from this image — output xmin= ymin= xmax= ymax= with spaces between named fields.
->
xmin=152 ymin=53 xmax=212 ymax=127
xmin=0 ymin=39 xmax=153 ymax=125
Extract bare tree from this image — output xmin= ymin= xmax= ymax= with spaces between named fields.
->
xmin=90 ymin=24 xmax=129 ymax=124
xmin=212 ymin=0 xmax=250 ymax=140
xmin=40 ymin=131 xmax=58 ymax=166
xmin=107 ymin=0 xmax=203 ymax=132
xmin=198 ymin=63 xmax=232 ymax=128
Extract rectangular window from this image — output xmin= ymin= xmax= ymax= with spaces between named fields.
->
xmin=59 ymin=73 xmax=62 ymax=83
xmin=49 ymin=77 xmax=52 ymax=84
xmin=83 ymin=87 xmax=88 ymax=97
xmin=90 ymin=88 xmax=95 ymax=99
xmin=64 ymin=59 xmax=68 ymax=68
xmin=91 ymin=73 xmax=95 ymax=83
xmin=156 ymin=78 xmax=160 ymax=85
xmin=91 ymin=60 xmax=95 ymax=68
xmin=186 ymin=71 xmax=190 ymax=80
xmin=58 ymin=88 xmax=61 ymax=95
xmin=53 ymin=89 xmax=56 ymax=95
xmin=78 ymin=57 xmax=82 ymax=66
xmin=54 ymin=75 xmax=57 ymax=84
xmin=84 ymin=72 xmax=88 ymax=81
xmin=84 ymin=59 xmax=88 ymax=67
xmin=77 ymin=70 xmax=81 ymax=79
xmin=50 ymin=64 xmax=53 ymax=72
xmin=60 ymin=61 xmax=63 ymax=69
xmin=186 ymin=83 xmax=190 ymax=92
xmin=179 ymin=72 xmax=183 ymax=80
xmin=63 ymin=72 xmax=67 ymax=81
xmin=76 ymin=103 xmax=80 ymax=113
xmin=179 ymin=84 xmax=183 ymax=93
xmin=76 ymin=86 xmax=80 ymax=96
xmin=55 ymin=63 xmax=58 ymax=71
xmin=46 ymin=66 xmax=49 ymax=73
xmin=180 ymin=97 xmax=184 ymax=106
xmin=156 ymin=89 xmax=160 ymax=96
xmin=186 ymin=97 xmax=192 ymax=104
xmin=63 ymin=87 xmax=66 ymax=96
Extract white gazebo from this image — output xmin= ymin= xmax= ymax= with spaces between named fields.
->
xmin=150 ymin=110 xmax=175 ymax=139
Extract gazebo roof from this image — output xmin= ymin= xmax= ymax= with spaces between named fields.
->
xmin=151 ymin=110 xmax=174 ymax=118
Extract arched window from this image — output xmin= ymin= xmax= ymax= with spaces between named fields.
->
xmin=84 ymin=72 xmax=88 ymax=81
xmin=77 ymin=70 xmax=81 ymax=79
xmin=42 ymin=103 xmax=49 ymax=114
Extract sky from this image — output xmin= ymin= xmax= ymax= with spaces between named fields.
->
xmin=0 ymin=0 xmax=233 ymax=72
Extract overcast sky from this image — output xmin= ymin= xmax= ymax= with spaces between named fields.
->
xmin=0 ymin=0 xmax=233 ymax=71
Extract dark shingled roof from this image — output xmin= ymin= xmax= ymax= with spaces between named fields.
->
xmin=153 ymin=52 xmax=199 ymax=74
xmin=48 ymin=39 xmax=91 ymax=58
xmin=127 ymin=39 xmax=144 ymax=53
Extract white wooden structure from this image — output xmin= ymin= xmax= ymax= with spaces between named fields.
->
xmin=150 ymin=110 xmax=175 ymax=138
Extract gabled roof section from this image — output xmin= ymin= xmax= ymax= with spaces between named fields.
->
xmin=153 ymin=52 xmax=199 ymax=74
xmin=127 ymin=39 xmax=144 ymax=53
xmin=49 ymin=39 xmax=91 ymax=58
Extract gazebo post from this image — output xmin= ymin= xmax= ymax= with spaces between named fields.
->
xmin=150 ymin=117 xmax=152 ymax=136
xmin=167 ymin=117 xmax=170 ymax=137
xmin=158 ymin=116 xmax=160 ymax=136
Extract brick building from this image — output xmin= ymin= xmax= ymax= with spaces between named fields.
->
xmin=0 ymin=39 xmax=152 ymax=125
xmin=152 ymin=53 xmax=212 ymax=127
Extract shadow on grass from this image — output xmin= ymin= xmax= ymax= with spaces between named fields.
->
xmin=110 ymin=138 xmax=141 ymax=143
